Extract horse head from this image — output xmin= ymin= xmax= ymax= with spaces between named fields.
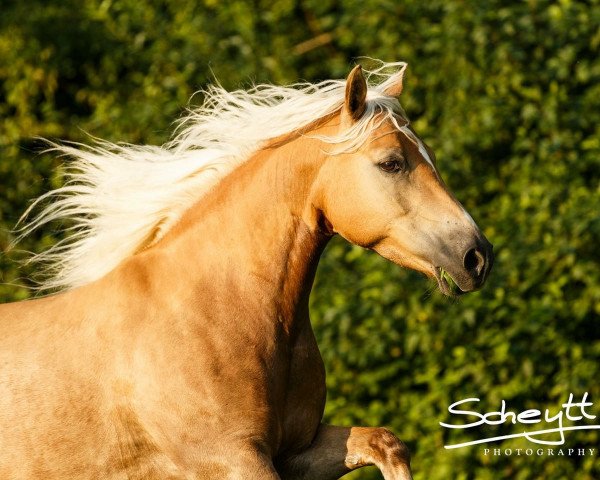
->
xmin=312 ymin=65 xmax=493 ymax=295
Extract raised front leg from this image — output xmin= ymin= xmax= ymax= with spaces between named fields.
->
xmin=276 ymin=424 xmax=412 ymax=480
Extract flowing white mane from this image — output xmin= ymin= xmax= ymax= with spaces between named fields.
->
xmin=17 ymin=61 xmax=409 ymax=291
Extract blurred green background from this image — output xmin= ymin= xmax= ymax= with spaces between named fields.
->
xmin=1 ymin=0 xmax=599 ymax=478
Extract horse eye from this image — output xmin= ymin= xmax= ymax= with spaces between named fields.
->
xmin=378 ymin=156 xmax=405 ymax=173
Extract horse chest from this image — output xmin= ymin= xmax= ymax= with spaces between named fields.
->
xmin=152 ymin=307 xmax=326 ymax=455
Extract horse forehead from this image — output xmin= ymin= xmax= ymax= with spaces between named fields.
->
xmin=366 ymin=128 xmax=402 ymax=149
xmin=397 ymin=125 xmax=435 ymax=168
xmin=364 ymin=116 xmax=406 ymax=149
xmin=365 ymin=123 xmax=432 ymax=165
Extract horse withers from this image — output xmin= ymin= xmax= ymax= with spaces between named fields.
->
xmin=0 ymin=62 xmax=492 ymax=479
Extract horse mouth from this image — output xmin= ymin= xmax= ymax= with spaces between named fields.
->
xmin=434 ymin=267 xmax=465 ymax=297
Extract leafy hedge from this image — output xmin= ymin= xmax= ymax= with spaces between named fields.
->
xmin=1 ymin=1 xmax=599 ymax=478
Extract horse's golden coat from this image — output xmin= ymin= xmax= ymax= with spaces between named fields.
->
xmin=0 ymin=65 xmax=492 ymax=479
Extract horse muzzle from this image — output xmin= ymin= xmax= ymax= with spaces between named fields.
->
xmin=434 ymin=235 xmax=494 ymax=296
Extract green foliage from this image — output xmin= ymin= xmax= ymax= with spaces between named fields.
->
xmin=1 ymin=1 xmax=599 ymax=478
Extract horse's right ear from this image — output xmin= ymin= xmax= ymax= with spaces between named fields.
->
xmin=343 ymin=65 xmax=367 ymax=122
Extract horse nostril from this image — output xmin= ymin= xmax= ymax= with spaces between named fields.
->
xmin=464 ymin=247 xmax=485 ymax=276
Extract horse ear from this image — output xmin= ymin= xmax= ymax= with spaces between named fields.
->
xmin=382 ymin=63 xmax=407 ymax=97
xmin=344 ymin=65 xmax=367 ymax=121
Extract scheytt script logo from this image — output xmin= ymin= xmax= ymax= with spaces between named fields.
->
xmin=440 ymin=393 xmax=599 ymax=457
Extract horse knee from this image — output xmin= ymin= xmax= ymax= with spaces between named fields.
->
xmin=368 ymin=427 xmax=410 ymax=466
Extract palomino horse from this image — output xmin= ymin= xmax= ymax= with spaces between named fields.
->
xmin=0 ymin=62 xmax=492 ymax=479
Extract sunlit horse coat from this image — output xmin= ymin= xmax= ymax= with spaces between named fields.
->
xmin=0 ymin=62 xmax=492 ymax=479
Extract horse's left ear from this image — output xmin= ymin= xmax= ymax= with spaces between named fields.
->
xmin=382 ymin=63 xmax=407 ymax=97
xmin=344 ymin=65 xmax=368 ymax=121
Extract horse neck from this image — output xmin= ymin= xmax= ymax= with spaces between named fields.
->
xmin=155 ymin=124 xmax=335 ymax=335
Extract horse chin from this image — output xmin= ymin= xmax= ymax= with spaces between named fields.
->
xmin=434 ymin=267 xmax=466 ymax=297
xmin=372 ymin=243 xmax=468 ymax=297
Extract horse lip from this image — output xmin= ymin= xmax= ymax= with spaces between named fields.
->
xmin=434 ymin=267 xmax=466 ymax=297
